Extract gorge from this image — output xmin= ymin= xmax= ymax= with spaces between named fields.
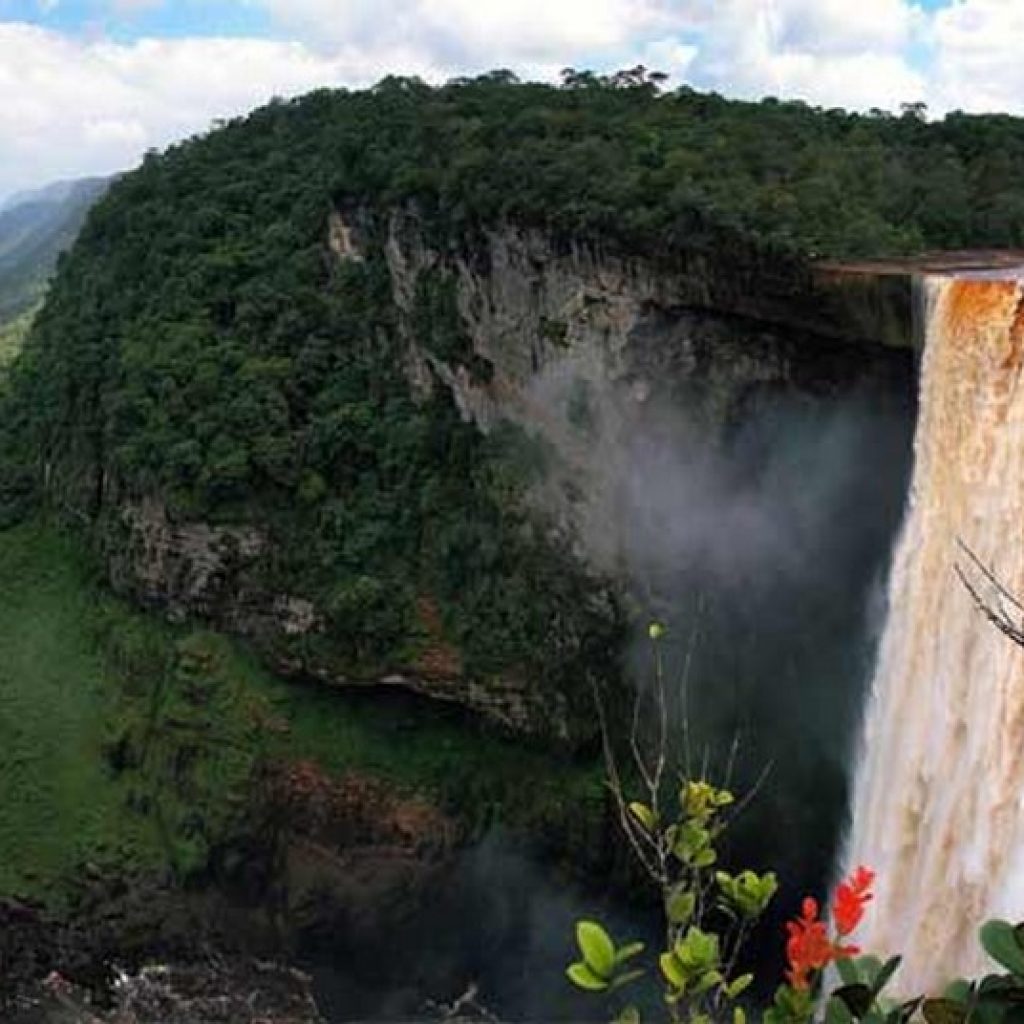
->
xmin=3 ymin=75 xmax=1024 ymax=1019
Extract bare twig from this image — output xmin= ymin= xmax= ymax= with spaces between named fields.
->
xmin=955 ymin=539 xmax=1024 ymax=647
xmin=590 ymin=673 xmax=661 ymax=881
xmin=586 ymin=616 xmax=773 ymax=1024
xmin=729 ymin=760 xmax=774 ymax=825
xmin=678 ymin=600 xmax=704 ymax=780
xmin=629 ymin=681 xmax=655 ymax=797
xmin=652 ymin=640 xmax=668 ymax=827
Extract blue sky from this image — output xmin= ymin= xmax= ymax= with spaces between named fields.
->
xmin=0 ymin=0 xmax=956 ymax=42
xmin=0 ymin=0 xmax=272 ymax=40
xmin=1 ymin=0 xmax=1022 ymax=201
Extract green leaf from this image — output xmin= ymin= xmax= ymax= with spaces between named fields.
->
xmin=675 ymin=926 xmax=719 ymax=971
xmin=609 ymin=968 xmax=645 ymax=992
xmin=614 ymin=941 xmax=646 ymax=965
xmin=943 ymin=980 xmax=972 ymax=1004
xmin=693 ymin=969 xmax=724 ymax=995
xmin=693 ymin=847 xmax=717 ymax=868
xmin=660 ymin=951 xmax=687 ymax=990
xmin=981 ymin=920 xmax=1024 ymax=977
xmin=870 ymin=956 xmax=902 ymax=998
xmin=673 ymin=821 xmax=710 ymax=862
xmin=977 ymin=974 xmax=1017 ymax=995
xmin=615 ymin=1007 xmax=641 ymax=1024
xmin=836 ymin=958 xmax=861 ymax=986
xmin=922 ymin=998 xmax=968 ymax=1024
xmin=827 ymin=995 xmax=856 ymax=1024
xmin=776 ymin=983 xmax=814 ymax=1018
xmin=577 ymin=920 xmax=616 ymax=979
xmin=726 ymin=974 xmax=754 ymax=1000
xmin=888 ymin=998 xmax=923 ymax=1024
xmin=734 ymin=1009 xmax=747 ymax=1024
xmin=974 ymin=997 xmax=1011 ymax=1024
xmin=721 ymin=869 xmax=778 ymax=917
xmin=667 ymin=887 xmax=696 ymax=925
xmin=566 ymin=961 xmax=608 ymax=992
xmin=628 ymin=801 xmax=656 ymax=833
xmin=857 ymin=956 xmax=884 ymax=985
xmin=834 ymin=983 xmax=873 ymax=1018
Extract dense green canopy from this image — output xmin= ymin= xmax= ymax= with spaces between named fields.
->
xmin=3 ymin=70 xmax=1023 ymax=701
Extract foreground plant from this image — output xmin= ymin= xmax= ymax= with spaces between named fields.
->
xmin=565 ymin=780 xmax=775 ymax=1023
xmin=568 ymin=622 xmax=1024 ymax=1024
xmin=569 ymin=622 xmax=777 ymax=1024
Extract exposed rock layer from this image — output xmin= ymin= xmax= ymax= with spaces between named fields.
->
xmin=106 ymin=209 xmax=916 ymax=733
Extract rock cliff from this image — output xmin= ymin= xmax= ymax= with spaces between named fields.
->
xmin=100 ymin=206 xmax=915 ymax=736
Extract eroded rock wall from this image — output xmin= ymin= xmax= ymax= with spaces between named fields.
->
xmin=105 ymin=206 xmax=914 ymax=735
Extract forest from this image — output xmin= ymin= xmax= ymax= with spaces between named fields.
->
xmin=3 ymin=66 xmax=1024 ymax=1021
xmin=3 ymin=69 xmax=1022 ymax=696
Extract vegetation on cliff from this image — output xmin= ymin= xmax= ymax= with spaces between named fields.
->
xmin=7 ymin=70 xmax=1021 ymax=719
xmin=6 ymin=71 xmax=1022 ymax=1015
xmin=0 ymin=176 xmax=109 ymax=328
xmin=0 ymin=523 xmax=605 ymax=903
xmin=0 ymin=306 xmax=33 ymax=368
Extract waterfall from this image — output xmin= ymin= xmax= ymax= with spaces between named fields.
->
xmin=845 ymin=273 xmax=1024 ymax=994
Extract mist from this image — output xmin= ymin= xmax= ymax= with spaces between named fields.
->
xmin=305 ymin=829 xmax=657 ymax=1023
xmin=524 ymin=337 xmax=916 ymax=913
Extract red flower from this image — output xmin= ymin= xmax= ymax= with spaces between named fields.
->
xmin=833 ymin=866 xmax=875 ymax=937
xmin=783 ymin=868 xmax=877 ymax=991
xmin=785 ymin=898 xmax=837 ymax=990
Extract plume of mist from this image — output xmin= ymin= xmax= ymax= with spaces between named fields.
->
xmin=308 ymin=829 xmax=651 ymax=1023
xmin=523 ymin=342 xmax=915 ymax=895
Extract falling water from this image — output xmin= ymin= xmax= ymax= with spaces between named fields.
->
xmin=845 ymin=273 xmax=1024 ymax=994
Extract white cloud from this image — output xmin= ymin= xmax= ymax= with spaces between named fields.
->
xmin=0 ymin=21 xmax=445 ymax=199
xmin=767 ymin=0 xmax=921 ymax=55
xmin=677 ymin=0 xmax=927 ymax=109
xmin=0 ymin=1 xmax=694 ymax=201
xmin=929 ymin=0 xmax=1024 ymax=114
xmin=252 ymin=0 xmax=930 ymax=109
xmin=259 ymin=0 xmax=670 ymax=62
xmin=7 ymin=0 xmax=1024 ymax=204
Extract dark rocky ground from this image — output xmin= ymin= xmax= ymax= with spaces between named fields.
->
xmin=0 ymin=884 xmax=324 ymax=1023
xmin=0 ymin=765 xmax=470 ymax=1023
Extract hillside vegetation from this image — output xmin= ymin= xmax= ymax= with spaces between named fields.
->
xmin=0 ymin=176 xmax=109 ymax=326
xmin=5 ymin=71 xmax=1024 ymax=720
xmin=0 ymin=306 xmax=35 ymax=367
xmin=0 ymin=522 xmax=603 ymax=901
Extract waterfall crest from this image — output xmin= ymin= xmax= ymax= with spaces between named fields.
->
xmin=845 ymin=274 xmax=1024 ymax=994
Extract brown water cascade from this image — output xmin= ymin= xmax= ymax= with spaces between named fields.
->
xmin=844 ymin=273 xmax=1024 ymax=993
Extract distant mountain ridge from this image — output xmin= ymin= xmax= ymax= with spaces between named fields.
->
xmin=0 ymin=175 xmax=112 ymax=326
xmin=0 ymin=177 xmax=100 ymax=212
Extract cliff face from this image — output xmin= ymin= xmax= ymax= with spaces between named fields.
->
xmin=102 ymin=205 xmax=915 ymax=736
xmin=371 ymin=207 xmax=914 ymax=568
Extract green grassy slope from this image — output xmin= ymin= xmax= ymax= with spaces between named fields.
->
xmin=0 ymin=306 xmax=37 ymax=367
xmin=0 ymin=525 xmax=161 ymax=892
xmin=0 ymin=522 xmax=604 ymax=902
xmin=0 ymin=176 xmax=109 ymax=327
